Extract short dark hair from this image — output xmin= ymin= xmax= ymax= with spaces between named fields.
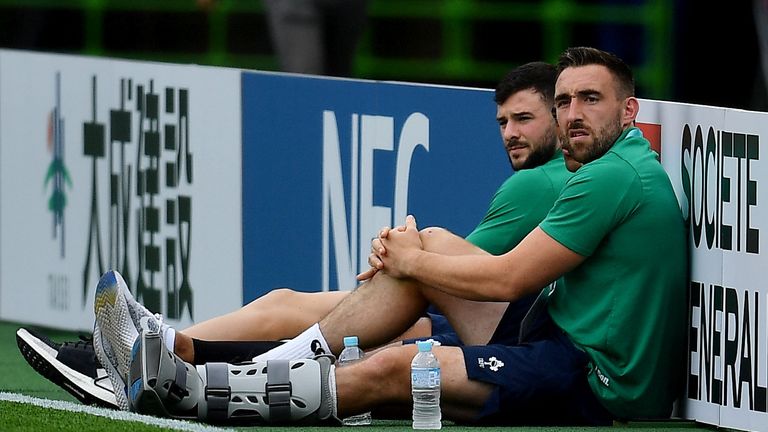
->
xmin=556 ymin=47 xmax=635 ymax=98
xmin=494 ymin=62 xmax=557 ymax=106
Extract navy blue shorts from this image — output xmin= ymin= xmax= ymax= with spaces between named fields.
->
xmin=412 ymin=297 xmax=611 ymax=425
xmin=460 ymin=302 xmax=613 ymax=426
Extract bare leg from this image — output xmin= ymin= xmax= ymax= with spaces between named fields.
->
xmin=179 ymin=228 xmax=476 ymax=341
xmin=183 ymin=289 xmax=349 ymax=341
xmin=174 ymin=288 xmax=434 ymax=363
xmin=184 ymin=228 xmax=484 ymax=345
xmin=176 ymin=227 xmax=489 ymax=360
xmin=416 ymin=228 xmax=509 ymax=345
xmin=336 ymin=344 xmax=491 ymax=421
xmin=169 ymin=290 xmax=347 ymax=363
xmin=320 ymin=227 xmax=508 ymax=353
xmin=174 ymin=314 xmax=433 ymax=363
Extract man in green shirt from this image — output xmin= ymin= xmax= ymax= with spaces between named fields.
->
xmin=541 ymin=123 xmax=686 ymax=417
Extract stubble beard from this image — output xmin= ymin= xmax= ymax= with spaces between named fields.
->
xmin=512 ymin=128 xmax=558 ymax=171
xmin=562 ymin=112 xmax=624 ymax=166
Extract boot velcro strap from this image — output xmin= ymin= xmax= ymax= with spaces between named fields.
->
xmin=205 ymin=362 xmax=231 ymax=422
xmin=167 ymin=356 xmax=189 ymax=403
xmin=266 ymin=360 xmax=292 ymax=422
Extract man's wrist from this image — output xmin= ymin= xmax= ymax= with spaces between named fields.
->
xmin=403 ymin=249 xmax=424 ymax=278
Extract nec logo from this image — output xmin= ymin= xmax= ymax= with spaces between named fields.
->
xmin=321 ymin=111 xmax=429 ymax=291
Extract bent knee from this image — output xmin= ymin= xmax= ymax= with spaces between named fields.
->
xmin=246 ymin=287 xmax=299 ymax=310
xmin=419 ymin=226 xmax=449 ymax=238
xmin=261 ymin=288 xmax=299 ymax=304
xmin=419 ymin=227 xmax=452 ymax=249
xmin=419 ymin=226 xmax=468 ymax=253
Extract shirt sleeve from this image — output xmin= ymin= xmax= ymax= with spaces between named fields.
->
xmin=466 ymin=169 xmax=558 ymax=255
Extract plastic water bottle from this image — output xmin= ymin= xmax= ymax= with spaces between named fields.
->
xmin=411 ymin=340 xmax=441 ymax=430
xmin=338 ymin=336 xmax=372 ymax=426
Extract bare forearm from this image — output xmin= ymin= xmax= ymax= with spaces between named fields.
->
xmin=398 ymin=228 xmax=583 ymax=301
xmin=379 ymin=225 xmax=582 ymax=302
xmin=404 ymin=251 xmax=524 ymax=302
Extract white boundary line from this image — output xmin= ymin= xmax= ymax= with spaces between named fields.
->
xmin=0 ymin=392 xmax=232 ymax=432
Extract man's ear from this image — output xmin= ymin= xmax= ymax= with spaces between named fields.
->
xmin=623 ymin=97 xmax=640 ymax=128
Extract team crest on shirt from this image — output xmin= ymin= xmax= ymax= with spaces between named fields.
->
xmin=477 ymin=356 xmax=505 ymax=372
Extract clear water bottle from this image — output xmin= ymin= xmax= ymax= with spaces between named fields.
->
xmin=338 ymin=336 xmax=372 ymax=426
xmin=411 ymin=340 xmax=441 ymax=430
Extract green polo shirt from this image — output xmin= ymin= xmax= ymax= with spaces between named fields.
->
xmin=541 ymin=128 xmax=687 ymax=419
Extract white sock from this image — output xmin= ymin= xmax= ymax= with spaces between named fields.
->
xmin=164 ymin=328 xmax=176 ymax=353
xmin=252 ymin=323 xmax=332 ymax=361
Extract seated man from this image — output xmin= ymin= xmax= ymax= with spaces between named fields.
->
xmin=110 ymin=47 xmax=688 ymax=426
xmin=18 ymin=61 xmax=571 ymax=410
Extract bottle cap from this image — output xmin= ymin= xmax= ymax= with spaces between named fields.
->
xmin=416 ymin=340 xmax=433 ymax=352
xmin=343 ymin=336 xmax=359 ymax=347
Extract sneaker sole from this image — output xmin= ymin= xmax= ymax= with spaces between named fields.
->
xmin=93 ymin=271 xmax=137 ymax=410
xmin=16 ymin=328 xmax=118 ymax=409
xmin=93 ymin=324 xmax=130 ymax=410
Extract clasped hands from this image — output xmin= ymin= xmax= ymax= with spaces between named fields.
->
xmin=356 ymin=215 xmax=423 ymax=281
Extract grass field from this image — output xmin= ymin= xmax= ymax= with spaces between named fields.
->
xmin=0 ymin=320 xmax=719 ymax=432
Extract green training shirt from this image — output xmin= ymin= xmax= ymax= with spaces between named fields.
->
xmin=466 ymin=150 xmax=572 ymax=254
xmin=541 ymin=128 xmax=687 ymax=419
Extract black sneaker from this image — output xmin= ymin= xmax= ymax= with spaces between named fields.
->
xmin=16 ymin=327 xmax=119 ymax=409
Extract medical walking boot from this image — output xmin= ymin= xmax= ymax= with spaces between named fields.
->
xmin=128 ymin=329 xmax=337 ymax=425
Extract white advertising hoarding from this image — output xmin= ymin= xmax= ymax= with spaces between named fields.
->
xmin=641 ymin=99 xmax=768 ymax=431
xmin=0 ymin=50 xmax=242 ymax=331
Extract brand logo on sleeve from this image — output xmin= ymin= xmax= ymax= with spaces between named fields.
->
xmin=477 ymin=356 xmax=505 ymax=372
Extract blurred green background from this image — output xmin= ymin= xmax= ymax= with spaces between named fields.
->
xmin=0 ymin=0 xmax=765 ymax=111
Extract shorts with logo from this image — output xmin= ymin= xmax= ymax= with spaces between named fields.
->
xmin=460 ymin=299 xmax=613 ymax=426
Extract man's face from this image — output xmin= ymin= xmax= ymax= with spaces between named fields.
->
xmin=554 ymin=64 xmax=627 ymax=172
xmin=496 ymin=88 xmax=558 ymax=171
